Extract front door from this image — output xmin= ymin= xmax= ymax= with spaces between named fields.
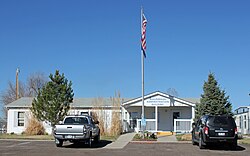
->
xmin=173 ymin=112 xmax=180 ymax=129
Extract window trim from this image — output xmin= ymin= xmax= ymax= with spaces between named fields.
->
xmin=17 ymin=112 xmax=25 ymax=127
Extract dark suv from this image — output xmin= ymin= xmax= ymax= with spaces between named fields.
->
xmin=192 ymin=115 xmax=238 ymax=149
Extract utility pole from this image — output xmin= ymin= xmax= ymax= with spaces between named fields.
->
xmin=16 ymin=68 xmax=20 ymax=100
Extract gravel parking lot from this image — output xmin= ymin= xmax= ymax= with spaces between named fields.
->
xmin=0 ymin=140 xmax=249 ymax=156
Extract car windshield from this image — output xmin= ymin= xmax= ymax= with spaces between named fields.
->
xmin=207 ymin=116 xmax=235 ymax=127
xmin=64 ymin=117 xmax=89 ymax=125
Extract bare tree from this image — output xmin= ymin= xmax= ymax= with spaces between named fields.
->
xmin=0 ymin=72 xmax=47 ymax=118
xmin=166 ymin=88 xmax=179 ymax=97
xmin=1 ymin=81 xmax=27 ymax=118
xmin=27 ymin=73 xmax=47 ymax=97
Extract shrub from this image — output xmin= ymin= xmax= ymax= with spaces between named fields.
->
xmin=24 ymin=117 xmax=45 ymax=135
xmin=133 ymin=132 xmax=157 ymax=141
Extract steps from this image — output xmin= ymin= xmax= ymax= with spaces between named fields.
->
xmin=157 ymin=131 xmax=176 ymax=137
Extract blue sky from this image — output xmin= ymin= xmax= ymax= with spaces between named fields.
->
xmin=0 ymin=0 xmax=250 ymax=118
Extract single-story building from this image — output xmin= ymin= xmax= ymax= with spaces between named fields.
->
xmin=234 ymin=106 xmax=250 ymax=134
xmin=5 ymin=91 xmax=199 ymax=134
xmin=122 ymin=91 xmax=199 ymax=133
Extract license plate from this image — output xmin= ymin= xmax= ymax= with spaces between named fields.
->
xmin=218 ymin=133 xmax=225 ymax=136
xmin=65 ymin=135 xmax=73 ymax=139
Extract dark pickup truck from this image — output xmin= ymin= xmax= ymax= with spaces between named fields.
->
xmin=53 ymin=115 xmax=100 ymax=147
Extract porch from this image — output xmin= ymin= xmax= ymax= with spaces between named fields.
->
xmin=122 ymin=91 xmax=196 ymax=134
xmin=124 ymin=106 xmax=193 ymax=133
xmin=134 ymin=118 xmax=193 ymax=133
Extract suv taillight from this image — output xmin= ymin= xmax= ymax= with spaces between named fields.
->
xmin=204 ymin=126 xmax=209 ymax=135
xmin=235 ymin=128 xmax=238 ymax=135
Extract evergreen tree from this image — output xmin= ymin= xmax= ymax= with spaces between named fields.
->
xmin=195 ymin=73 xmax=232 ymax=120
xmin=31 ymin=70 xmax=74 ymax=127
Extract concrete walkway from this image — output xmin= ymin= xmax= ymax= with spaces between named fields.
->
xmin=104 ymin=133 xmax=186 ymax=149
xmin=104 ymin=132 xmax=136 ymax=149
xmin=157 ymin=135 xmax=178 ymax=142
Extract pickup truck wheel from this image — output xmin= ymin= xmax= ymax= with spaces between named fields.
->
xmin=88 ymin=133 xmax=92 ymax=148
xmin=55 ymin=138 xmax=63 ymax=147
xmin=94 ymin=133 xmax=100 ymax=143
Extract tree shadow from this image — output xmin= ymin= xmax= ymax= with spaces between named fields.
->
xmin=62 ymin=140 xmax=112 ymax=149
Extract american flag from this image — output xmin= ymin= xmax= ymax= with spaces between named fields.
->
xmin=141 ymin=11 xmax=147 ymax=57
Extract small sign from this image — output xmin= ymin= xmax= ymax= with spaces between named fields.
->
xmin=145 ymin=96 xmax=170 ymax=106
xmin=141 ymin=118 xmax=146 ymax=126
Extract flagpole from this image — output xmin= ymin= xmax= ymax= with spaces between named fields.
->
xmin=141 ymin=7 xmax=145 ymax=138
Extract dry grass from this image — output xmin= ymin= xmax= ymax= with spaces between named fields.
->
xmin=110 ymin=91 xmax=122 ymax=136
xmin=24 ymin=117 xmax=45 ymax=135
xmin=91 ymin=91 xmax=122 ymax=137
xmin=239 ymin=137 xmax=250 ymax=144
xmin=176 ymin=133 xmax=192 ymax=141
xmin=91 ymin=97 xmax=109 ymax=136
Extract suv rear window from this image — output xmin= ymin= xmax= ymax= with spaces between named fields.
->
xmin=207 ymin=116 xmax=235 ymax=127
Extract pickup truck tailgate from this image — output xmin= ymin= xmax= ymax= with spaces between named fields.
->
xmin=55 ymin=125 xmax=84 ymax=135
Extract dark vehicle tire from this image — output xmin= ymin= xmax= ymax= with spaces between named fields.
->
xmin=199 ymin=134 xmax=205 ymax=149
xmin=55 ymin=138 xmax=63 ymax=147
xmin=192 ymin=134 xmax=196 ymax=145
xmin=94 ymin=132 xmax=100 ymax=143
xmin=230 ymin=139 xmax=237 ymax=150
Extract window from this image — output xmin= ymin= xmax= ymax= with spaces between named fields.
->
xmin=130 ymin=112 xmax=139 ymax=119
xmin=64 ymin=117 xmax=89 ymax=125
xmin=18 ymin=112 xmax=25 ymax=126
xmin=80 ymin=112 xmax=89 ymax=116
xmin=152 ymin=112 xmax=160 ymax=123
xmin=244 ymin=121 xmax=247 ymax=129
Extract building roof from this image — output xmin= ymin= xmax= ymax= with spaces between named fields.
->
xmin=5 ymin=97 xmax=116 ymax=108
xmin=182 ymin=98 xmax=200 ymax=104
xmin=234 ymin=106 xmax=250 ymax=115
xmin=5 ymin=97 xmax=33 ymax=108
xmin=122 ymin=91 xmax=200 ymax=107
xmin=5 ymin=91 xmax=200 ymax=109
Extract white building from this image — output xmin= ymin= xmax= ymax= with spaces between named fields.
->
xmin=234 ymin=106 xmax=250 ymax=134
xmin=6 ymin=91 xmax=199 ymax=134
xmin=6 ymin=97 xmax=113 ymax=134
xmin=122 ymin=91 xmax=198 ymax=133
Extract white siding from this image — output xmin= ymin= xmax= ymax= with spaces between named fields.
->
xmin=234 ymin=112 xmax=250 ymax=134
xmin=7 ymin=108 xmax=114 ymax=135
xmin=7 ymin=108 xmax=30 ymax=134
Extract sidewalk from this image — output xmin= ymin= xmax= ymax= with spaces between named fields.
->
xmin=104 ymin=132 xmax=136 ymax=149
xmin=157 ymin=135 xmax=178 ymax=142
xmin=104 ymin=133 xmax=190 ymax=149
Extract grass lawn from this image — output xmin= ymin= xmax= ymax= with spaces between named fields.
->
xmin=0 ymin=134 xmax=118 ymax=142
xmin=238 ymin=137 xmax=250 ymax=144
xmin=176 ymin=133 xmax=192 ymax=141
xmin=0 ymin=134 xmax=54 ymax=140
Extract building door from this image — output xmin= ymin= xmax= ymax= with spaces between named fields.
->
xmin=173 ymin=112 xmax=180 ymax=129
